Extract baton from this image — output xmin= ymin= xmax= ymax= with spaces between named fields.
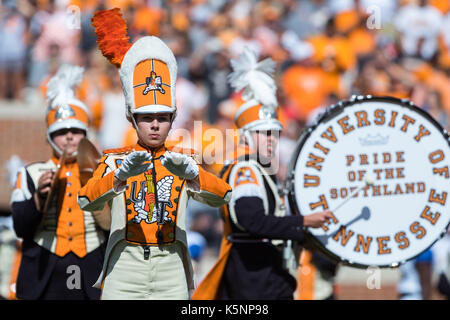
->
xmin=325 ymin=175 xmax=375 ymax=234
xmin=331 ymin=175 xmax=375 ymax=213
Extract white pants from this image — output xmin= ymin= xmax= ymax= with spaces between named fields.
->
xmin=101 ymin=240 xmax=189 ymax=300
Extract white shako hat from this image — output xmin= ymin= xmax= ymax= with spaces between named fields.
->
xmin=45 ymin=63 xmax=89 ymax=156
xmin=91 ymin=8 xmax=177 ymax=129
xmin=228 ymin=47 xmax=283 ymax=142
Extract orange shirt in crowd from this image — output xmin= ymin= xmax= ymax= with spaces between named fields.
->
xmin=132 ymin=6 xmax=164 ymax=36
xmin=281 ymin=65 xmax=338 ymax=120
xmin=424 ymin=71 xmax=450 ymax=113
xmin=430 ymin=0 xmax=450 ymax=14
xmin=335 ymin=9 xmax=360 ymax=34
xmin=348 ymin=27 xmax=376 ymax=58
xmin=69 ymin=0 xmax=98 ymax=11
xmin=411 ymin=61 xmax=450 ymax=112
xmin=307 ymin=35 xmax=357 ymax=72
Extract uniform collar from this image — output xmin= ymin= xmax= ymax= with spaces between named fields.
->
xmin=51 ymin=156 xmax=59 ymax=165
xmin=50 ymin=156 xmax=77 ymax=168
xmin=135 ymin=142 xmax=167 ymax=159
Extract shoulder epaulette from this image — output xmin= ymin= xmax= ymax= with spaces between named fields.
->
xmin=26 ymin=160 xmax=50 ymax=169
xmin=102 ymin=146 xmax=134 ymax=156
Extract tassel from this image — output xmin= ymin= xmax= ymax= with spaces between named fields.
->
xmin=228 ymin=48 xmax=278 ymax=108
xmin=91 ymin=8 xmax=132 ymax=68
xmin=46 ymin=64 xmax=84 ymax=108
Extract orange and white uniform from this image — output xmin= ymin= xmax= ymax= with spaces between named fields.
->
xmin=193 ymin=49 xmax=304 ymax=300
xmin=10 ymin=64 xmax=108 ymax=300
xmin=78 ymin=143 xmax=231 ymax=299
xmin=85 ymin=8 xmax=232 ymax=299
xmin=16 ymin=159 xmax=106 ymax=255
xmin=0 ymin=217 xmax=21 ymax=300
xmin=10 ymin=158 xmax=108 ymax=299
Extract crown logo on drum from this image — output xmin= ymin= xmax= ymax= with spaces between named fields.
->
xmin=358 ymin=134 xmax=389 ymax=146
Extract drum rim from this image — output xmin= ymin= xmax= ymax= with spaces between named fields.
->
xmin=286 ymin=95 xmax=450 ymax=268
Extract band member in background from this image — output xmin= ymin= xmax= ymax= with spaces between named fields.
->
xmin=0 ymin=215 xmax=21 ymax=300
xmin=192 ymin=49 xmax=333 ymax=300
xmin=434 ymin=230 xmax=450 ymax=299
xmin=10 ymin=64 xmax=108 ymax=300
xmin=296 ymin=248 xmax=339 ymax=300
xmin=78 ymin=8 xmax=232 ymax=300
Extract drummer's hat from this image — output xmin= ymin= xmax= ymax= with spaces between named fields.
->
xmin=91 ymin=8 xmax=177 ymax=127
xmin=229 ymin=48 xmax=282 ymax=132
xmin=45 ymin=64 xmax=89 ymax=156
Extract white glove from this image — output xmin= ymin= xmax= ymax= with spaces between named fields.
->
xmin=161 ymin=151 xmax=199 ymax=180
xmin=115 ymin=151 xmax=153 ymax=181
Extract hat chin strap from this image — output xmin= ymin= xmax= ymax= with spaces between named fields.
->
xmin=241 ymin=129 xmax=255 ymax=150
xmin=131 ymin=113 xmax=140 ymax=137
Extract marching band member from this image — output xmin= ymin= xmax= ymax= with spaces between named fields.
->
xmin=192 ymin=49 xmax=333 ymax=300
xmin=10 ymin=64 xmax=108 ymax=300
xmin=78 ymin=8 xmax=232 ymax=300
xmin=0 ymin=215 xmax=21 ymax=300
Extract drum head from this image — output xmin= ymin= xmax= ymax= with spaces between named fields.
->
xmin=287 ymin=96 xmax=450 ymax=268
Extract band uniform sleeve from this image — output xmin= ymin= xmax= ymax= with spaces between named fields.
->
xmin=77 ymin=155 xmax=120 ymax=212
xmin=234 ymin=197 xmax=305 ymax=242
xmin=230 ymin=164 xmax=271 ymax=203
xmin=10 ymin=167 xmax=42 ymax=240
xmin=186 ymin=165 xmax=232 ymax=207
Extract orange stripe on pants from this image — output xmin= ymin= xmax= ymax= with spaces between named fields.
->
xmin=296 ymin=250 xmax=316 ymax=300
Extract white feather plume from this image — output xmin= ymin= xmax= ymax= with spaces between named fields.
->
xmin=46 ymin=64 xmax=84 ymax=108
xmin=228 ymin=48 xmax=277 ymax=107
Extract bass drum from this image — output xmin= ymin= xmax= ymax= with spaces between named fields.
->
xmin=286 ymin=96 xmax=450 ymax=268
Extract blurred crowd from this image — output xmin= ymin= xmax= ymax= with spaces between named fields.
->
xmin=1 ymin=0 xmax=450 ymax=298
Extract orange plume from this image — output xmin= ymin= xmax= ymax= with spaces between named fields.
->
xmin=91 ymin=8 xmax=132 ymax=68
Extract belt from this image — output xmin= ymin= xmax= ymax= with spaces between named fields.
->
xmin=226 ymin=234 xmax=269 ymax=244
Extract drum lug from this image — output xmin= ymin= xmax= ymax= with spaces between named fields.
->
xmin=285 ymin=171 xmax=295 ymax=193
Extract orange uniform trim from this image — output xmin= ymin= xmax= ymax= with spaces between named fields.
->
xmin=167 ymin=146 xmax=198 ymax=157
xmin=15 ymin=172 xmax=21 ymax=189
xmin=235 ymin=104 xmax=261 ymax=129
xmin=78 ymin=158 xmax=116 ymax=205
xmin=102 ymin=146 xmax=134 ymax=155
xmin=8 ymin=243 xmax=21 ymax=300
xmin=54 ymin=162 xmax=88 ymax=258
xmin=197 ymin=166 xmax=231 ymax=199
xmin=46 ymin=104 xmax=89 ymax=128
xmin=297 ymin=250 xmax=316 ymax=300
xmin=192 ymin=164 xmax=235 ymax=300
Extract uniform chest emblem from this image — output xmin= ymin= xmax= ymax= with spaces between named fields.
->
xmin=235 ymin=167 xmax=257 ymax=186
xmin=129 ymin=171 xmax=174 ymax=225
